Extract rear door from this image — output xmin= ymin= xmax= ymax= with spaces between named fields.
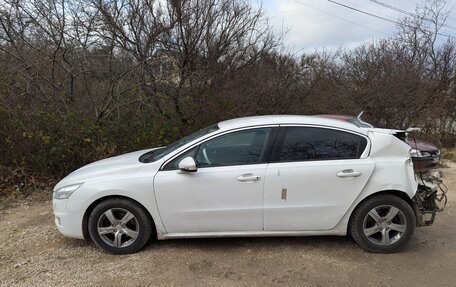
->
xmin=263 ymin=126 xmax=375 ymax=231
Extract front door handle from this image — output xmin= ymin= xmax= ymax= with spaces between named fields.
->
xmin=236 ymin=174 xmax=261 ymax=182
xmin=336 ymin=169 xmax=362 ymax=178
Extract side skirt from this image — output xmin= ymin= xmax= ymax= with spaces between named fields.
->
xmin=158 ymin=230 xmax=346 ymax=240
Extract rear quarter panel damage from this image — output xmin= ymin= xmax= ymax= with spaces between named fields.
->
xmin=332 ymin=130 xmax=417 ymax=234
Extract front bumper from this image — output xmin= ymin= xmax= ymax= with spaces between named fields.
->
xmin=53 ymin=198 xmax=85 ymax=239
xmin=413 ymin=172 xmax=448 ymax=226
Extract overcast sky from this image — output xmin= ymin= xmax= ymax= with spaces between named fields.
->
xmin=262 ymin=0 xmax=456 ymax=51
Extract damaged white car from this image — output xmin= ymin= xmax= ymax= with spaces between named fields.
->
xmin=53 ymin=115 xmax=447 ymax=254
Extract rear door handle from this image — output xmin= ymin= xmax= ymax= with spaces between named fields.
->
xmin=236 ymin=174 xmax=261 ymax=182
xmin=336 ymin=169 xmax=362 ymax=178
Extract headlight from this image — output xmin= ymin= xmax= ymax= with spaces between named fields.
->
xmin=410 ymin=149 xmax=431 ymax=158
xmin=53 ymin=183 xmax=83 ymax=199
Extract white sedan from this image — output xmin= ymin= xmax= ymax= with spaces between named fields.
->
xmin=53 ymin=115 xmax=441 ymax=254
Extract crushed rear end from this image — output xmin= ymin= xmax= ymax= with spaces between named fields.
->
xmin=392 ymin=131 xmax=447 ymax=226
xmin=413 ymin=171 xmax=448 ymax=226
xmin=371 ymin=128 xmax=448 ymax=227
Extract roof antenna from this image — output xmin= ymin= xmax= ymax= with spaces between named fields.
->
xmin=357 ymin=111 xmax=364 ymax=119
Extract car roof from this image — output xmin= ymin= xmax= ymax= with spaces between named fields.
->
xmin=218 ymin=115 xmax=367 ymax=134
xmin=317 ymin=114 xmax=355 ymax=121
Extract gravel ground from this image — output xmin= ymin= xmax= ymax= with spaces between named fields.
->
xmin=1 ymin=162 xmax=455 ymax=287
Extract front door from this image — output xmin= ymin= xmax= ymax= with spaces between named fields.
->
xmin=154 ymin=127 xmax=276 ymax=234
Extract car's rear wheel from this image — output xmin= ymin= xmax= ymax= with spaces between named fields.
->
xmin=349 ymin=194 xmax=416 ymax=253
xmin=88 ymin=198 xmax=153 ymax=254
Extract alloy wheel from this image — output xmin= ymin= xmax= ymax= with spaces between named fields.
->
xmin=362 ymin=205 xmax=407 ymax=246
xmin=97 ymin=208 xmax=139 ymax=248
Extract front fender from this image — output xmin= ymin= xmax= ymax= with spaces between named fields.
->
xmin=65 ymin=173 xmax=166 ymax=239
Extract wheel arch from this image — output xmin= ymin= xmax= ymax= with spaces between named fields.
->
xmin=347 ymin=189 xmax=416 ymax=233
xmin=82 ymin=195 xmax=157 ymax=240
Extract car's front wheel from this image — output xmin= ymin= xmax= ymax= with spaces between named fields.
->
xmin=88 ymin=198 xmax=153 ymax=254
xmin=349 ymin=194 xmax=416 ymax=253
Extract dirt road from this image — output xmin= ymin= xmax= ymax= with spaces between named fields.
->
xmin=1 ymin=163 xmax=455 ymax=287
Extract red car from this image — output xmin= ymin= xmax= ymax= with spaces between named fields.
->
xmin=318 ymin=114 xmax=440 ymax=172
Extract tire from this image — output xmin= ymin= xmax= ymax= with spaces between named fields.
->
xmin=349 ymin=194 xmax=416 ymax=253
xmin=88 ymin=198 xmax=153 ymax=254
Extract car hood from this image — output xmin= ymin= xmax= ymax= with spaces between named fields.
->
xmin=54 ymin=148 xmax=158 ymax=190
xmin=406 ymin=138 xmax=438 ymax=152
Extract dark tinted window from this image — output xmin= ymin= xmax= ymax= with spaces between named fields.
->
xmin=276 ymin=127 xmax=367 ymax=162
xmin=196 ymin=128 xmax=273 ymax=167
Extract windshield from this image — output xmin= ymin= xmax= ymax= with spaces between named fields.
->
xmin=141 ymin=124 xmax=220 ymax=163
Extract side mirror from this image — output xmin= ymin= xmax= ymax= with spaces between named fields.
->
xmin=178 ymin=156 xmax=197 ymax=172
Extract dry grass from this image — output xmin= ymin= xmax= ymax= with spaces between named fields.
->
xmin=0 ymin=188 xmax=52 ymax=210
xmin=0 ymin=166 xmax=54 ymax=210
xmin=442 ymin=148 xmax=456 ymax=163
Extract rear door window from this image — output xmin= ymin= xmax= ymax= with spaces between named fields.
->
xmin=273 ymin=127 xmax=367 ymax=162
